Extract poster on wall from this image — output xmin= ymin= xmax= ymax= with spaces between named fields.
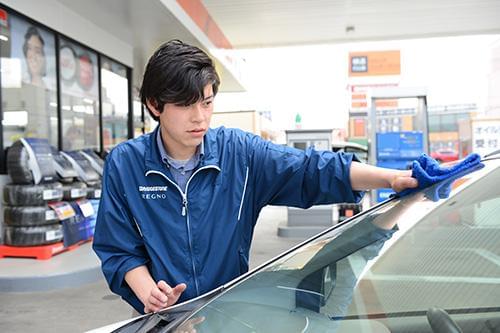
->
xmin=0 ymin=11 xmax=58 ymax=148
xmin=472 ymin=119 xmax=500 ymax=157
xmin=4 ymin=13 xmax=57 ymax=91
xmin=59 ymin=37 xmax=98 ymax=100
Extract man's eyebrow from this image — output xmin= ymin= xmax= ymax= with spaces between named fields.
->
xmin=202 ymin=95 xmax=214 ymax=101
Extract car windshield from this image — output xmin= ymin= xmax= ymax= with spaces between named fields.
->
xmin=173 ymin=159 xmax=500 ymax=333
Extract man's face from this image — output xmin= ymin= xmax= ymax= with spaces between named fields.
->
xmin=26 ymin=35 xmax=44 ymax=77
xmin=154 ymin=84 xmax=214 ymax=157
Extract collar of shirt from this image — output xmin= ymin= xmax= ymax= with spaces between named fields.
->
xmin=156 ymin=126 xmax=204 ymax=171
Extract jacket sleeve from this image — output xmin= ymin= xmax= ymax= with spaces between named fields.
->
xmin=247 ymin=133 xmax=364 ymax=209
xmin=92 ymin=152 xmax=148 ymax=312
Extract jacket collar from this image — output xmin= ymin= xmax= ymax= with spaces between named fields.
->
xmin=145 ymin=125 xmax=220 ymax=172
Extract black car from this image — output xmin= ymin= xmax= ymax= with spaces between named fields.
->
xmin=90 ymin=153 xmax=500 ymax=333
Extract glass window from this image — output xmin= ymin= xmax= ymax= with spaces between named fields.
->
xmin=101 ymin=56 xmax=129 ymax=149
xmin=59 ymin=37 xmax=99 ymax=151
xmin=133 ymin=99 xmax=143 ymax=138
xmin=1 ymin=12 xmax=58 ymax=148
xmin=428 ymin=114 xmax=440 ymax=132
xmin=440 ymin=114 xmax=458 ymax=131
xmin=144 ymin=108 xmax=155 ymax=133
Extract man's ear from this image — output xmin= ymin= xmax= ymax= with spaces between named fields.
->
xmin=146 ymin=99 xmax=162 ymax=118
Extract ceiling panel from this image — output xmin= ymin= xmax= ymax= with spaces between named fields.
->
xmin=56 ymin=0 xmax=245 ymax=92
xmin=202 ymin=0 xmax=500 ymax=48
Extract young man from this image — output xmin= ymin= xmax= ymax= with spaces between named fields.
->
xmin=93 ymin=40 xmax=418 ymax=314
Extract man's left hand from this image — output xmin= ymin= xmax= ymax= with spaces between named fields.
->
xmin=390 ymin=170 xmax=418 ymax=193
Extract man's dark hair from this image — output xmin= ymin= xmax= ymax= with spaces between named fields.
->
xmin=23 ymin=26 xmax=45 ymax=56
xmin=140 ymin=40 xmax=220 ymax=121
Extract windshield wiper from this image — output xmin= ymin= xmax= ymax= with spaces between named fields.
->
xmin=484 ymin=148 xmax=500 ymax=159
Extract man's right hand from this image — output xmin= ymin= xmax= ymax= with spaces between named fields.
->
xmin=144 ymin=281 xmax=187 ymax=313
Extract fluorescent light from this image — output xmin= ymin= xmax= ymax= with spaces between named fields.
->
xmin=0 ymin=35 xmax=8 ymax=42
xmin=2 ymin=111 xmax=28 ymax=126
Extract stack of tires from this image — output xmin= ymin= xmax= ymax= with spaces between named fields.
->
xmin=3 ymin=141 xmax=64 ymax=246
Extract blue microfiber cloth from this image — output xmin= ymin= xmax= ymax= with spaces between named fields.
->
xmin=397 ymin=153 xmax=484 ymax=198
xmin=421 ymin=161 xmax=484 ymax=202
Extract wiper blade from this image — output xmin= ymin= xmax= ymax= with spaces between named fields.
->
xmin=133 ymin=312 xmax=172 ymax=333
xmin=484 ymin=148 xmax=500 ymax=159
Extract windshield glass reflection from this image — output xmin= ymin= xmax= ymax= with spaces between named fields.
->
xmin=169 ymin=161 xmax=500 ymax=333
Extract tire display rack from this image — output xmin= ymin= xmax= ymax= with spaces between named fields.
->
xmin=1 ymin=138 xmax=104 ymax=257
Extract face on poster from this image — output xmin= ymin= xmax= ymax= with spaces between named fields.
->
xmin=59 ymin=38 xmax=98 ymax=100
xmin=8 ymin=14 xmax=57 ymax=90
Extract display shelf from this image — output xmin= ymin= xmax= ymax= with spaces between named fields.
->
xmin=0 ymin=238 xmax=92 ymax=260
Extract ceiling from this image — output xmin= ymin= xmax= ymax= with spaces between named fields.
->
xmin=56 ymin=0 xmax=246 ymax=92
xmin=202 ymin=0 xmax=500 ymax=48
xmin=55 ymin=0 xmax=500 ymax=92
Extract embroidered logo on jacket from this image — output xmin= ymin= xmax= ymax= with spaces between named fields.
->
xmin=138 ymin=185 xmax=168 ymax=199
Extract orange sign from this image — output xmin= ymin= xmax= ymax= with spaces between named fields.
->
xmin=177 ymin=0 xmax=232 ymax=49
xmin=349 ymin=51 xmax=401 ymax=77
xmin=375 ymin=99 xmax=399 ymax=108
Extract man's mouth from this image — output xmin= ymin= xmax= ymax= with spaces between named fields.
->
xmin=188 ymin=128 xmax=205 ymax=133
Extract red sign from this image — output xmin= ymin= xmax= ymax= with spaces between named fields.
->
xmin=0 ymin=9 xmax=8 ymax=27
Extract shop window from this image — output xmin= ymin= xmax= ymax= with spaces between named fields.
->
xmin=101 ymin=56 xmax=129 ymax=149
xmin=440 ymin=114 xmax=458 ymax=132
xmin=0 ymin=12 xmax=58 ymax=149
xmin=59 ymin=37 xmax=99 ymax=151
xmin=144 ymin=108 xmax=155 ymax=133
xmin=133 ymin=99 xmax=143 ymax=138
xmin=428 ymin=115 xmax=440 ymax=132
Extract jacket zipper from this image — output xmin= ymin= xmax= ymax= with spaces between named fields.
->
xmin=145 ymin=165 xmax=220 ymax=296
xmin=237 ymin=166 xmax=249 ymax=221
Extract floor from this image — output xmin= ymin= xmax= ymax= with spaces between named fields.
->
xmin=0 ymin=206 xmax=306 ymax=333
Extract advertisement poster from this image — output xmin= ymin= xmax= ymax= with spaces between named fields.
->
xmin=7 ymin=14 xmax=57 ymax=91
xmin=59 ymin=37 xmax=98 ymax=100
xmin=1 ymin=12 xmax=58 ymax=147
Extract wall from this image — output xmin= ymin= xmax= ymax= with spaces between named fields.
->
xmin=211 ymin=111 xmax=259 ymax=134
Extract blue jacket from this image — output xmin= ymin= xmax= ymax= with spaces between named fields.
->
xmin=93 ymin=126 xmax=363 ymax=313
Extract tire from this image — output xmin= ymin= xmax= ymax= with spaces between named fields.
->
xmin=61 ymin=181 xmax=88 ymax=200
xmin=3 ymin=182 xmax=63 ymax=206
xmin=7 ymin=139 xmax=58 ymax=185
xmin=4 ymin=224 xmax=63 ymax=246
xmin=81 ymin=150 xmax=104 ymax=176
xmin=60 ymin=151 xmax=100 ymax=184
xmin=51 ymin=146 xmax=78 ymax=184
xmin=4 ymin=205 xmax=59 ymax=227
xmin=6 ymin=140 xmax=34 ymax=184
xmin=86 ymin=180 xmax=102 ymax=199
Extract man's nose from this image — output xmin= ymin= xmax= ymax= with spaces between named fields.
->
xmin=190 ymin=103 xmax=204 ymax=121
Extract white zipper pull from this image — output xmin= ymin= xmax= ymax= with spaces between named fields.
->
xmin=182 ymin=197 xmax=187 ymax=216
